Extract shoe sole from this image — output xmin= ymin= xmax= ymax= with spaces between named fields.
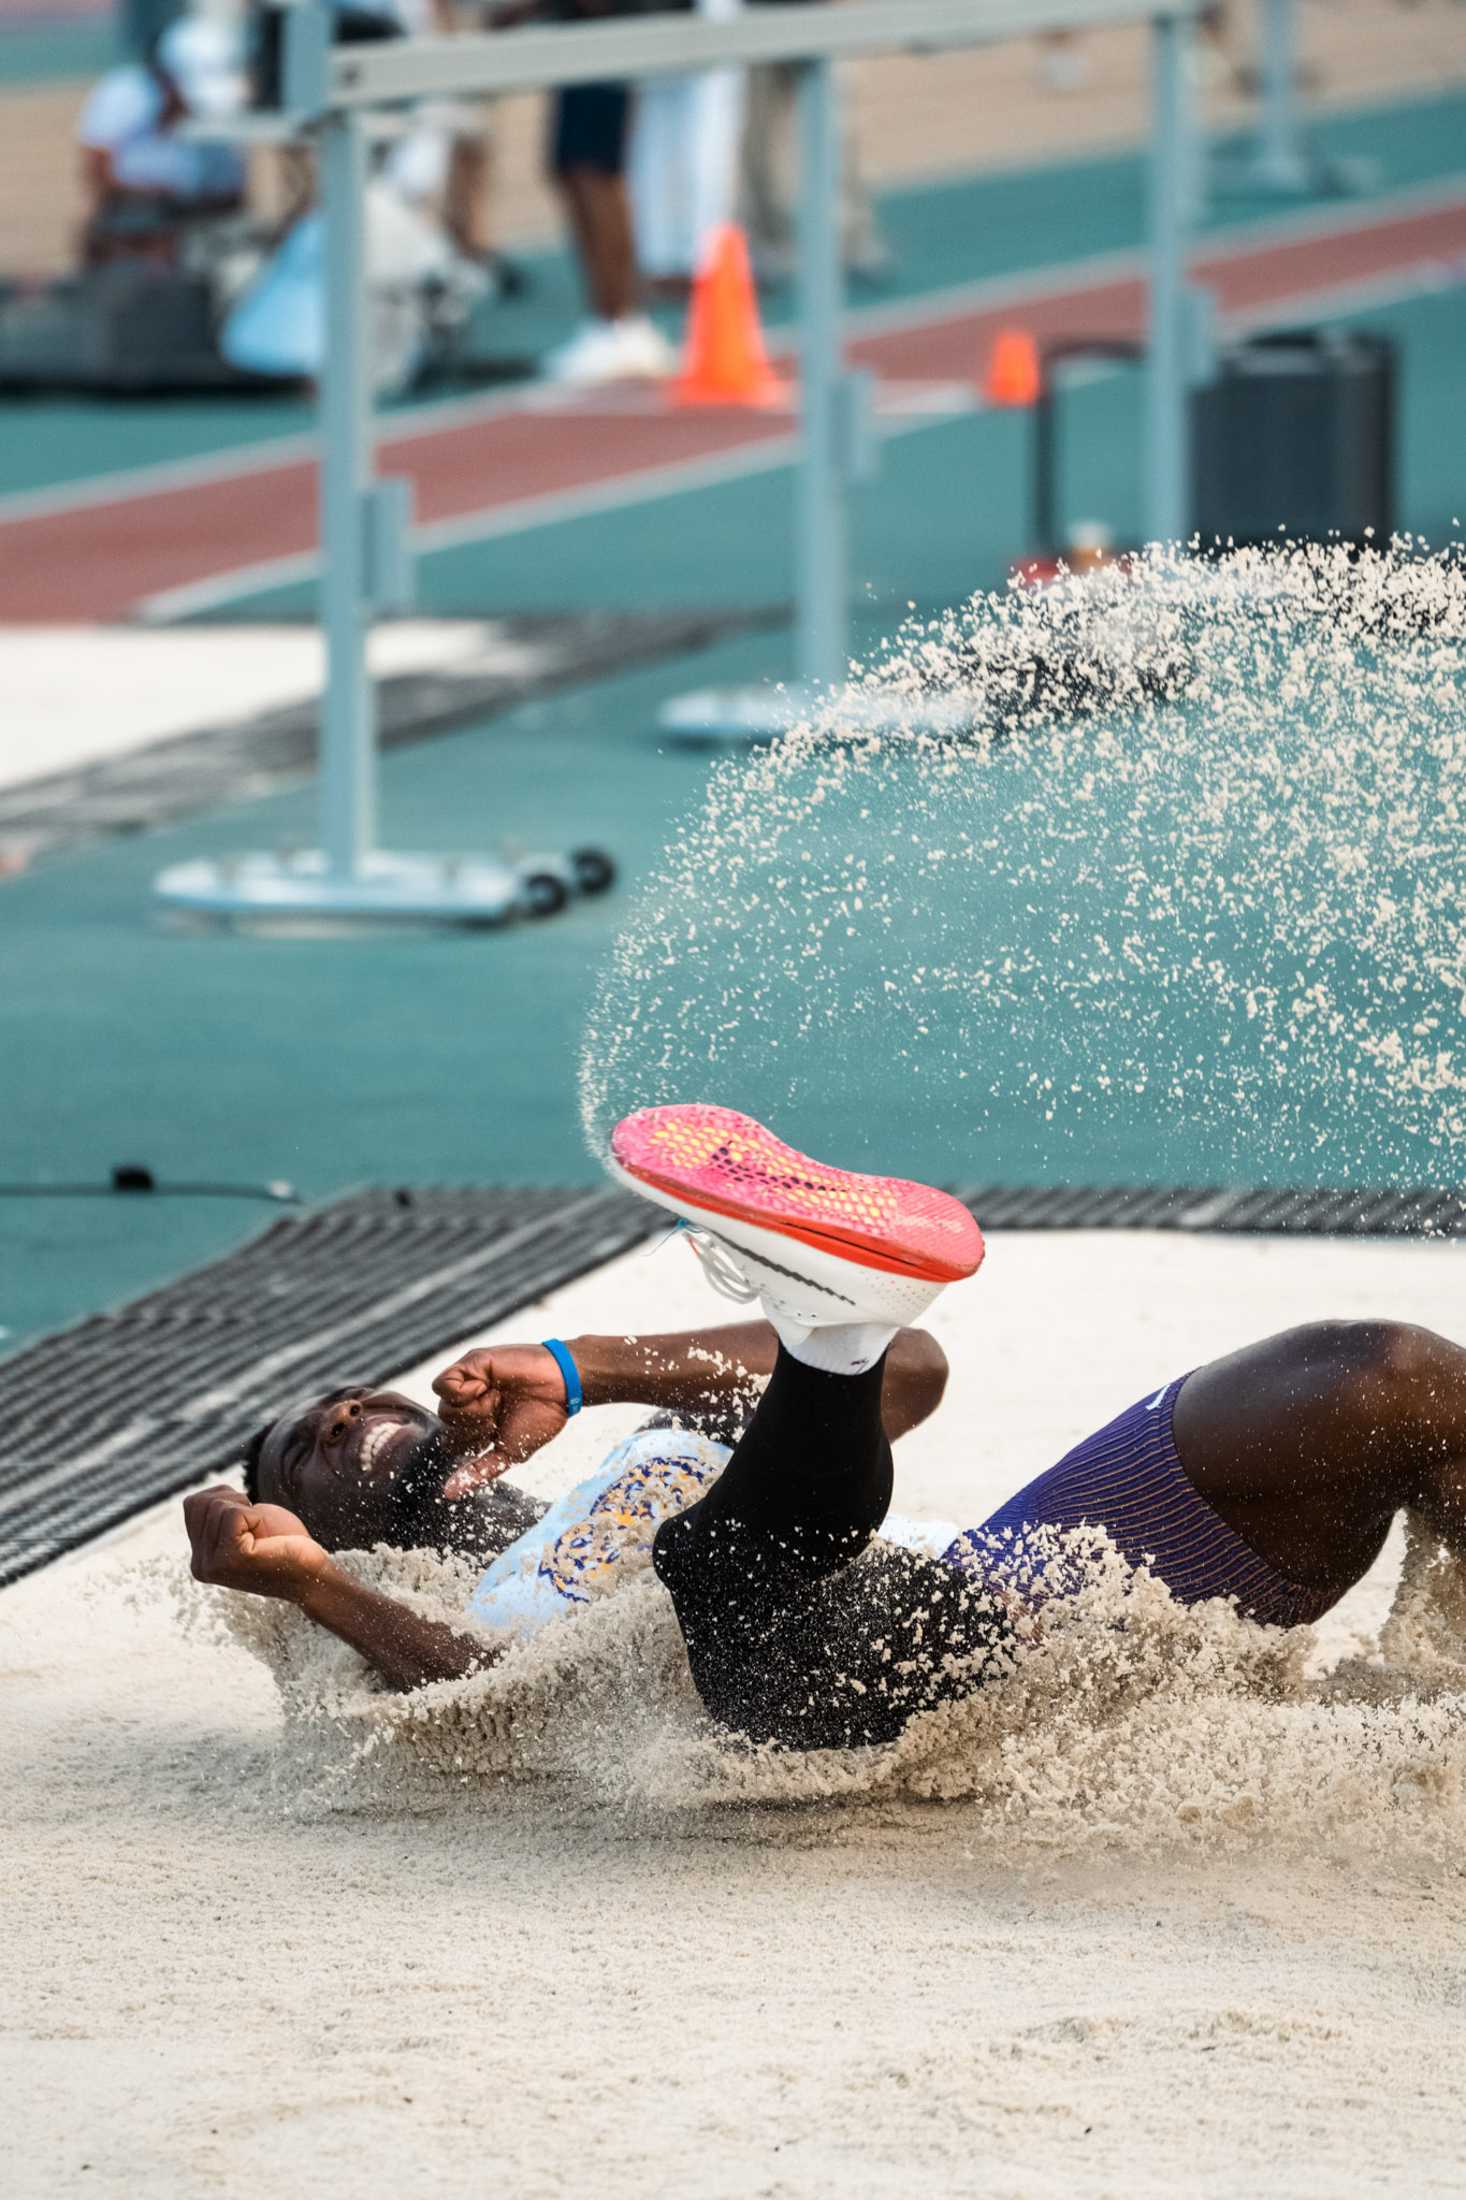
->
xmin=609 ymin=1104 xmax=983 ymax=1313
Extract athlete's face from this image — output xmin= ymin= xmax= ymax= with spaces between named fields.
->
xmin=255 ymin=1386 xmax=447 ymax=1550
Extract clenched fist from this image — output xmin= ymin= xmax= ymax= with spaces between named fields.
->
xmin=431 ymin=1342 xmax=573 ymax=1498
xmin=183 ymin=1486 xmax=331 ymax=1601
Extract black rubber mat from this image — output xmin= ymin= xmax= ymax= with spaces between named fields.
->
xmin=954 ymin=1183 xmax=1466 ymax=1236
xmin=3 ymin=1177 xmax=1462 ymax=1587
xmin=0 ymin=1184 xmax=659 ymax=1588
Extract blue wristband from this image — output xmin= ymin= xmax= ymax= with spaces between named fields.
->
xmin=541 ymin=1337 xmax=583 ymax=1417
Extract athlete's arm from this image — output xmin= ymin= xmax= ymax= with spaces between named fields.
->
xmin=183 ymin=1487 xmax=495 ymax=1693
xmin=432 ymin=1324 xmax=948 ymax=1495
xmin=571 ymin=1325 xmax=947 ymax=1435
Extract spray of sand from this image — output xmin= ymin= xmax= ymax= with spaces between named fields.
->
xmin=168 ymin=1518 xmax=1465 ymax=1867
xmin=580 ymin=543 xmax=1466 ymax=1186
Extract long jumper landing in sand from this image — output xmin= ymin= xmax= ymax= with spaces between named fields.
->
xmin=185 ymin=1105 xmax=1466 ymax=1749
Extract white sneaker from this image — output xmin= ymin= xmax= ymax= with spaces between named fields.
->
xmin=544 ymin=314 xmax=675 ymax=386
xmin=543 ymin=319 xmax=621 ymax=385
xmin=608 ymin=1104 xmax=985 ymax=1367
xmin=606 ymin=313 xmax=677 ymax=378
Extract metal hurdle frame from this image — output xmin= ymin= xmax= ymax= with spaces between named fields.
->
xmin=155 ymin=0 xmax=1203 ymax=927
xmin=1210 ymin=0 xmax=1371 ymax=202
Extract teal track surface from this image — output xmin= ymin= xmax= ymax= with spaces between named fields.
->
xmin=3 ymin=92 xmax=1465 ymax=1353
xmin=1 ymin=651 xmax=730 ymax=1346
xmin=0 ymin=16 xmax=114 ymax=89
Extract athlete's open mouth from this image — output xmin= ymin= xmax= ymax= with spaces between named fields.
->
xmin=350 ymin=1416 xmax=419 ymax=1479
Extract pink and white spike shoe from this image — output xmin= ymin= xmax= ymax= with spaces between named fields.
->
xmin=607 ymin=1103 xmax=984 ymax=1334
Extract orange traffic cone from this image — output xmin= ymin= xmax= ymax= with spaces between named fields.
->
xmin=983 ymin=326 xmax=1042 ymax=407
xmin=672 ymin=225 xmax=787 ymax=408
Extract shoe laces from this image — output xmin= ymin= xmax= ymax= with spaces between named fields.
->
xmin=678 ymin=1222 xmax=759 ymax=1305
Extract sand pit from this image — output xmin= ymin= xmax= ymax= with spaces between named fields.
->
xmin=6 ymin=1227 xmax=1466 ymax=2196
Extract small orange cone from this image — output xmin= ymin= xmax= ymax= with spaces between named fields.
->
xmin=983 ymin=326 xmax=1042 ymax=407
xmin=672 ymin=225 xmax=787 ymax=408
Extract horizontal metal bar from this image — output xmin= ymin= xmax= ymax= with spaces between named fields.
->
xmin=323 ymin=0 xmax=1199 ymax=113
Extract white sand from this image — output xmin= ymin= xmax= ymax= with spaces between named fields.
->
xmin=0 ymin=621 xmax=548 ymax=791
xmin=6 ymin=1228 xmax=1466 ymax=2197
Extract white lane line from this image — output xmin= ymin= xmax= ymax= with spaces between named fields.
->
xmin=0 ymin=429 xmax=320 ymax=526
xmin=0 ymin=377 xmax=565 ymax=527
xmin=1227 ymin=254 xmax=1466 ymax=330
xmin=843 ymin=169 xmax=1466 ymax=346
xmin=135 ymin=433 xmax=801 ymax=623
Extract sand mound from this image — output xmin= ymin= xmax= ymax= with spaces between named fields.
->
xmin=184 ymin=1516 xmax=1466 ymax=1868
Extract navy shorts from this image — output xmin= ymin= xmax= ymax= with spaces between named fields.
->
xmin=549 ymin=82 xmax=632 ymax=178
xmin=944 ymin=1374 xmax=1337 ymax=1628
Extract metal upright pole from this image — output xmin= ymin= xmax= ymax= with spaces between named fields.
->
xmin=1209 ymin=0 xmax=1364 ymax=199
xmin=318 ymin=107 xmax=375 ymax=882
xmin=1147 ymin=11 xmax=1190 ymax=548
xmin=1256 ymin=0 xmax=1305 ymax=192
xmin=795 ymin=56 xmax=846 ymax=692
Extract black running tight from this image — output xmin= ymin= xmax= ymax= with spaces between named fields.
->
xmin=652 ymin=1347 xmax=1012 ymax=1751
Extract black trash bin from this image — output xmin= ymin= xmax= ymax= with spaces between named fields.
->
xmin=1191 ymin=328 xmax=1395 ymax=550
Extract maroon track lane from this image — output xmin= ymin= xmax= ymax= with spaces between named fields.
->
xmin=850 ymin=198 xmax=1466 ymax=382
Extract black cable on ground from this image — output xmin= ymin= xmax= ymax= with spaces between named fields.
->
xmin=0 ymin=1167 xmax=299 ymax=1203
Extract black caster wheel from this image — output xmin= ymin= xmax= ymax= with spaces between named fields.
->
xmin=521 ymin=870 xmax=570 ymax=919
xmin=570 ymin=846 xmax=617 ymax=896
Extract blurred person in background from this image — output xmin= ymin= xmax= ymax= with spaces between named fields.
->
xmin=254 ymin=1 xmax=517 ymax=287
xmin=629 ymin=0 xmax=743 ymax=298
xmin=223 ymin=1 xmax=496 ymax=391
xmin=77 ymin=12 xmax=250 ymax=264
xmin=1192 ymin=3 xmax=1234 ymax=91
xmin=380 ymin=0 xmax=527 ymax=293
xmin=490 ymin=0 xmax=677 ymax=383
xmin=737 ymin=0 xmax=886 ymax=284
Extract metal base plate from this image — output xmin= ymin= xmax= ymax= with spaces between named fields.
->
xmin=658 ymin=682 xmax=975 ymax=748
xmin=1208 ymin=147 xmax=1376 ymax=200
xmin=154 ymin=848 xmax=524 ymax=928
